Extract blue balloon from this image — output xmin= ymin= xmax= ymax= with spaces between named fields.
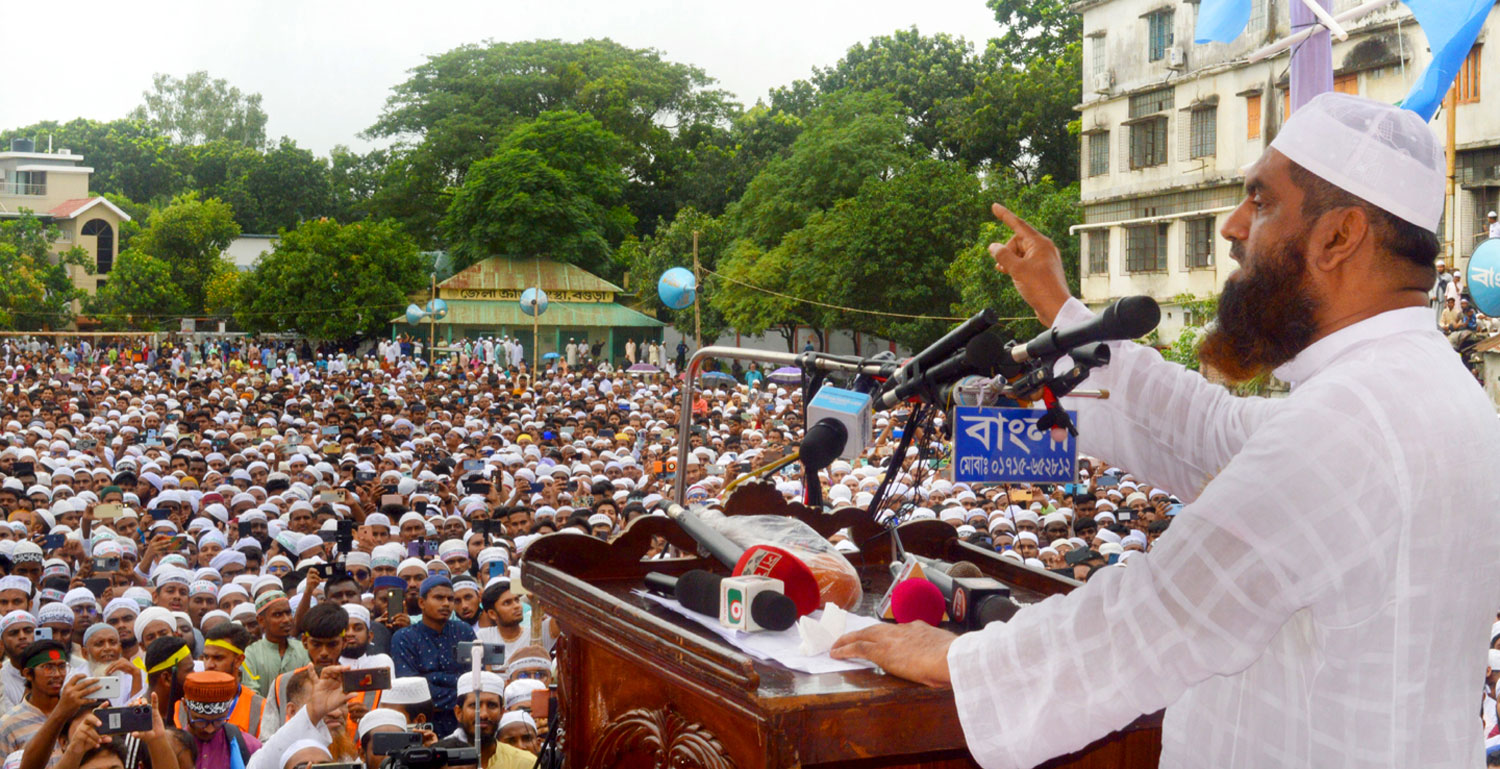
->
xmin=658 ymin=267 xmax=697 ymax=310
xmin=1468 ymin=239 xmax=1500 ymax=316
xmin=520 ymin=288 xmax=548 ymax=317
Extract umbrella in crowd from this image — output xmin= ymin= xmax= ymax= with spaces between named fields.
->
xmin=627 ymin=362 xmax=660 ymax=373
xmin=769 ymin=366 xmax=803 ymax=384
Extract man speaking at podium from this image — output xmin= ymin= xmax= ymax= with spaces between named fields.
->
xmin=833 ymin=93 xmax=1500 ymax=768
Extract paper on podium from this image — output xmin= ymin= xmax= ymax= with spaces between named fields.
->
xmin=637 ymin=590 xmax=880 ymax=674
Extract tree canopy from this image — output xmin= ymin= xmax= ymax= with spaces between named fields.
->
xmin=129 ymin=71 xmax=269 ymax=148
xmin=236 ymin=218 xmax=424 ymax=340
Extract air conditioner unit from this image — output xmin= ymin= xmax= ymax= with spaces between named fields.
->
xmin=1165 ymin=46 xmax=1187 ymax=70
xmin=1093 ymin=71 xmax=1115 ymax=94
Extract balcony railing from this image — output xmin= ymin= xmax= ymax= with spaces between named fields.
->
xmin=0 ymin=182 xmax=45 ymax=196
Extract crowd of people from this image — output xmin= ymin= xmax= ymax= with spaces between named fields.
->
xmin=0 ymin=324 xmax=1491 ymax=769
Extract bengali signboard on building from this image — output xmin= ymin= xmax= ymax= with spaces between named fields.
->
xmin=439 ymin=288 xmax=614 ymax=302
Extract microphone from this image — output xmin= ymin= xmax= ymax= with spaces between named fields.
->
xmin=917 ymin=559 xmax=1021 ymax=630
xmin=1010 ymin=295 xmax=1161 ymax=363
xmin=799 ymin=418 xmax=847 ymax=472
xmin=890 ymin=309 xmax=998 ymax=385
xmin=664 ymin=505 xmax=823 ymax=616
xmin=652 ymin=569 xmax=798 ymax=632
xmin=875 ymin=332 xmax=1010 ymax=410
xmin=889 ymin=579 xmax=946 ymax=625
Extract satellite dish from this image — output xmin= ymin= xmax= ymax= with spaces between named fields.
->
xmin=520 ymin=288 xmax=548 ymax=317
xmin=1467 ymin=239 xmax=1500 ymax=316
xmin=658 ymin=267 xmax=697 ymax=310
xmin=405 ymin=304 xmax=426 ymax=325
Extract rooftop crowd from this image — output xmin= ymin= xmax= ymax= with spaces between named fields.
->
xmin=0 ymin=329 xmax=1492 ymax=769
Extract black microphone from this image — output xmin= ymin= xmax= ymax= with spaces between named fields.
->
xmin=652 ymin=569 xmax=798 ymax=632
xmin=1010 ymin=295 xmax=1161 ymax=363
xmin=799 ymin=418 xmax=848 ymax=472
xmin=876 ymin=332 xmax=1009 ymax=409
xmin=914 ymin=559 xmax=1020 ymax=630
xmin=890 ymin=309 xmax=998 ymax=385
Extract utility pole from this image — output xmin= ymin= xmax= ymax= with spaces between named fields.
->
xmin=428 ymin=272 xmax=436 ymax=370
xmin=1446 ymin=86 xmax=1458 ymax=265
xmin=692 ymin=230 xmax=702 ymax=349
xmin=533 ymin=257 xmax=541 ymax=375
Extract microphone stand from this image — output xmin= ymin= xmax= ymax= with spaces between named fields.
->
xmin=672 ymin=347 xmax=891 ymax=504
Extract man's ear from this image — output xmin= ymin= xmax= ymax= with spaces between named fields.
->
xmin=1310 ymin=206 xmax=1372 ymax=274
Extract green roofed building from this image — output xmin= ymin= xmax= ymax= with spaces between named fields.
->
xmin=392 ymin=257 xmax=663 ymax=361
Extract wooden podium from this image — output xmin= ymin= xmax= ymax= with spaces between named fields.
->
xmin=521 ymin=483 xmax=1162 ymax=769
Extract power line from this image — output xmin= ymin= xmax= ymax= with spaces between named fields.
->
xmin=703 ymin=268 xmax=1033 ymax=323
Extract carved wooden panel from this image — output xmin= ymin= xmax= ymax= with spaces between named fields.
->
xmin=586 ymin=705 xmax=738 ymax=769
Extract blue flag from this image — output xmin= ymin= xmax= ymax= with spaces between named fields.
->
xmin=1400 ymin=0 xmax=1491 ymax=120
xmin=1195 ymin=0 xmax=1253 ymax=44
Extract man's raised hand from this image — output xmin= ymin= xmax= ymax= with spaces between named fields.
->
xmin=988 ymin=203 xmax=1072 ymax=327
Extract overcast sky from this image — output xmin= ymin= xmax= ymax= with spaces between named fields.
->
xmin=5 ymin=0 xmax=1001 ymax=157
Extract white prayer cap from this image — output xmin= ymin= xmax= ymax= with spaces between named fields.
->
xmin=456 ymin=671 xmax=506 ymax=699
xmin=499 ymin=710 xmax=537 ymax=731
xmin=1268 ymin=92 xmax=1443 ymax=231
xmin=384 ymin=676 xmax=432 ymax=705
xmin=504 ymin=679 xmax=547 ymax=710
xmin=357 ymin=708 xmax=407 ymax=740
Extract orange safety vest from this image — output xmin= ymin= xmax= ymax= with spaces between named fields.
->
xmin=175 ymin=684 xmax=266 ymax=739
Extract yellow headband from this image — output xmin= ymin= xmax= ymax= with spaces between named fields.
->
xmin=146 ymin=644 xmax=192 ymax=674
xmin=204 ymin=639 xmax=244 ymax=656
xmin=204 ymin=638 xmax=258 ymax=680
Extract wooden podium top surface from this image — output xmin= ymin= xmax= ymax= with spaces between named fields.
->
xmin=521 ymin=482 xmax=1162 ymax=768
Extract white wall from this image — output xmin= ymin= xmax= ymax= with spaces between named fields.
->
xmin=223 ymin=235 xmax=278 ymax=270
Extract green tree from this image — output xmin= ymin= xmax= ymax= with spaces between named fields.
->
xmin=711 ymin=240 xmax=828 ymax=351
xmin=365 ymin=39 xmax=737 ymax=245
xmin=0 ymin=119 xmax=183 ymax=204
xmin=778 ymin=157 xmax=986 ymax=349
xmin=440 ymin=111 xmax=634 ymax=273
xmin=237 ymin=219 xmax=424 ymax=339
xmin=788 ymin=29 xmax=981 ymax=159
xmin=626 ymin=207 xmax=731 ymax=340
xmin=728 ymin=90 xmax=913 ymax=248
xmin=328 ymin=145 xmax=386 ymax=223
xmin=182 ymin=138 xmax=332 ymax=233
xmin=129 ymin=71 xmax=268 ymax=148
xmin=0 ymin=213 xmax=90 ymax=330
xmin=87 ymin=249 xmax=189 ymax=331
xmin=133 ymin=194 xmax=241 ymax=313
xmin=946 ymin=173 xmax=1082 ymax=342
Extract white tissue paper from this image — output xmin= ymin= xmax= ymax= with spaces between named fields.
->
xmin=796 ymin=602 xmax=848 ymax=656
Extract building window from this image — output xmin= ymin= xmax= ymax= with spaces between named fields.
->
xmin=1130 ymin=117 xmax=1169 ymax=169
xmin=1126 ymin=223 xmax=1170 ymax=272
xmin=1246 ymin=94 xmax=1262 ymax=139
xmin=1147 ymin=11 xmax=1175 ymax=62
xmin=81 ymin=219 xmax=114 ymax=274
xmin=1088 ymin=132 xmax=1110 ymax=176
xmin=1246 ymin=0 xmax=1268 ymax=35
xmin=1090 ymin=35 xmax=1108 ymax=78
xmin=1333 ymin=72 xmax=1359 ymax=95
xmin=1088 ymin=230 xmax=1110 ymax=275
xmin=1458 ymin=46 xmax=1482 ymax=103
xmin=1190 ymin=108 xmax=1217 ymax=158
xmin=1129 ymin=88 xmax=1175 ymax=119
xmin=1185 ymin=217 xmax=1215 ymax=268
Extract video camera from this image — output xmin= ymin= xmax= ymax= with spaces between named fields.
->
xmin=377 ymin=745 xmax=479 ymax=769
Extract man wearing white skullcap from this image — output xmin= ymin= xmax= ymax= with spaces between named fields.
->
xmin=834 ymin=93 xmax=1500 ymax=769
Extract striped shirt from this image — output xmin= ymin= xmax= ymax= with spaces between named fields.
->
xmin=0 ymin=698 xmax=59 ymax=769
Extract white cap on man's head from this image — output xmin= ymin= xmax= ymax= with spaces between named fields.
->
xmin=1268 ymin=92 xmax=1444 ymax=232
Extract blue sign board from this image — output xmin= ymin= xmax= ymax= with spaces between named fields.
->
xmin=951 ymin=406 xmax=1078 ymax=484
xmin=1468 ymin=239 xmax=1500 ymax=317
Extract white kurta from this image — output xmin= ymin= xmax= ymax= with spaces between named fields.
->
xmin=949 ymin=297 xmax=1500 ymax=769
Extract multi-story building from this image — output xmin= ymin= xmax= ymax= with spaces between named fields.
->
xmin=1071 ymin=0 xmax=1499 ymax=339
xmin=0 ymin=138 xmax=130 ymax=298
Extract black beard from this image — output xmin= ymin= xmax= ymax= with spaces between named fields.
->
xmin=1198 ymin=237 xmax=1319 ymax=383
xmin=344 ymin=642 xmax=369 ymax=658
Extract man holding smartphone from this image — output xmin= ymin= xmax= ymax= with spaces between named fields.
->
xmin=390 ymin=575 xmax=474 ymax=736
